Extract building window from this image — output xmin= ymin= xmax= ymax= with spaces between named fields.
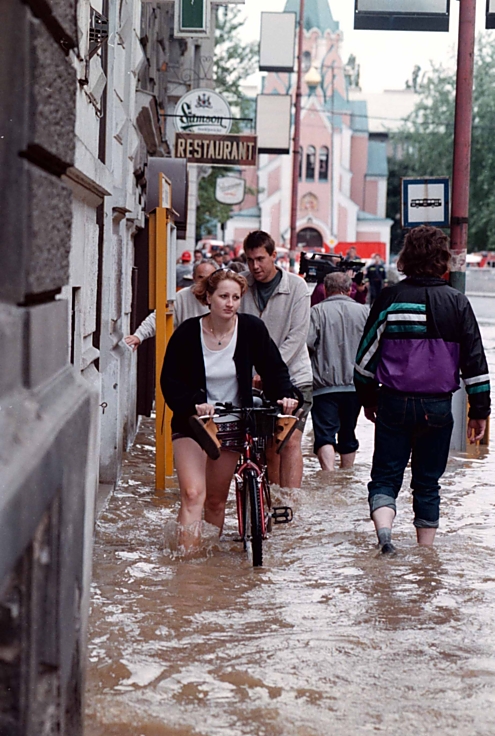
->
xmin=306 ymin=146 xmax=316 ymax=181
xmin=302 ymin=51 xmax=312 ymax=73
xmin=318 ymin=146 xmax=329 ymax=181
xmin=297 ymin=227 xmax=323 ymax=250
xmin=299 ymin=147 xmax=303 ymax=180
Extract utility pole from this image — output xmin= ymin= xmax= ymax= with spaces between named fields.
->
xmin=450 ymin=0 xmax=477 ymax=451
xmin=450 ymin=0 xmax=476 ymax=294
xmin=289 ymin=0 xmax=305 ymax=271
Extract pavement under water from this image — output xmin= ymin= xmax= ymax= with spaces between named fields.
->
xmin=85 ymin=302 xmax=495 ymax=736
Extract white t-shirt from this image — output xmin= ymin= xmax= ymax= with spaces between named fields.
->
xmin=200 ymin=318 xmax=241 ymax=423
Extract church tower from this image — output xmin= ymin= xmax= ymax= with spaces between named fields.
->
xmin=225 ymin=0 xmax=391 ymax=261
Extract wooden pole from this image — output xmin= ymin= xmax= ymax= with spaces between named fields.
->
xmin=289 ymin=0 xmax=306 ymax=271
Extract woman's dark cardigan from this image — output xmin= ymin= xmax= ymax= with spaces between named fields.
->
xmin=161 ymin=313 xmax=299 ymax=435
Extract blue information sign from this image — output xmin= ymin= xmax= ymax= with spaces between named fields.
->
xmin=401 ymin=177 xmax=450 ymax=228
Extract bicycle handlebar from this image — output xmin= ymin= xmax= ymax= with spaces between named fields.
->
xmin=213 ymin=402 xmax=280 ymax=417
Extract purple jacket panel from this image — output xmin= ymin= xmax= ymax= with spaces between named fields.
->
xmin=311 ymin=282 xmax=326 ymax=307
xmin=376 ymin=338 xmax=461 ymax=394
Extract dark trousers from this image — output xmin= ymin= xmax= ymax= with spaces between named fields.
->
xmin=368 ymin=389 xmax=454 ymax=528
xmin=369 ymin=281 xmax=383 ymax=305
xmin=311 ymin=391 xmax=361 ymax=455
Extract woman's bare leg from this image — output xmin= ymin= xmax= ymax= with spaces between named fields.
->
xmin=173 ymin=438 xmax=207 ymax=550
xmin=204 ymin=450 xmax=240 ymax=532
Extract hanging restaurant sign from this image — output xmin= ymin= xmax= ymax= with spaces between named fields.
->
xmin=354 ymin=0 xmax=450 ymax=31
xmin=175 ymin=133 xmax=257 ymax=167
xmin=174 ymin=89 xmax=232 ymax=135
xmin=215 ymin=176 xmax=246 ymax=205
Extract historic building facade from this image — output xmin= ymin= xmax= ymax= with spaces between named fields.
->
xmin=0 ymin=0 xmax=214 ymax=730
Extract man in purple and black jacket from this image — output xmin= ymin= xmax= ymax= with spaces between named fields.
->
xmin=354 ymin=226 xmax=490 ymax=553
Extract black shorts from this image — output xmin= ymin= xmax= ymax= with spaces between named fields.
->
xmin=172 ymin=420 xmax=244 ymax=454
xmin=311 ymin=391 xmax=361 ymax=455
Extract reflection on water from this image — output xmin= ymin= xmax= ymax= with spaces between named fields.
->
xmin=85 ymin=317 xmax=495 ymax=736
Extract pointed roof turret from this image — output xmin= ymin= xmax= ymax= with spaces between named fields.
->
xmin=284 ymin=0 xmax=339 ymax=33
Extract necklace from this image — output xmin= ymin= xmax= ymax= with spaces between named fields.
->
xmin=204 ymin=318 xmax=235 ymax=345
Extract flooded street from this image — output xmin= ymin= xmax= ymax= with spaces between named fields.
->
xmin=85 ymin=299 xmax=495 ymax=736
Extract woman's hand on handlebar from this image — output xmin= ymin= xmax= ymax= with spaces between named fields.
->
xmin=277 ymin=397 xmax=299 ymax=415
xmin=195 ymin=402 xmax=216 ymax=417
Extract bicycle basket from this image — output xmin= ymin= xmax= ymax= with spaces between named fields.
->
xmin=252 ymin=411 xmax=277 ymax=438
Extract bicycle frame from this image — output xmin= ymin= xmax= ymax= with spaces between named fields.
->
xmin=213 ymin=401 xmax=293 ymax=566
xmin=234 ymin=425 xmax=270 ymax=539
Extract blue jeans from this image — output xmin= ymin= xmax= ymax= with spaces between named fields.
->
xmin=368 ymin=389 xmax=454 ymax=528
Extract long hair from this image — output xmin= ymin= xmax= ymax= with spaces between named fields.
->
xmin=194 ymin=268 xmax=248 ymax=306
xmin=397 ymin=226 xmax=451 ymax=278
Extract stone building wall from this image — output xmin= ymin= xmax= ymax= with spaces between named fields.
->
xmin=0 ymin=1 xmax=97 ymax=733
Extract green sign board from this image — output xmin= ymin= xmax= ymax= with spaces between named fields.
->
xmin=182 ymin=0 xmax=204 ymax=29
xmin=175 ymin=0 xmax=210 ymax=36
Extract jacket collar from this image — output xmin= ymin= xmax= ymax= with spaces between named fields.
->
xmin=322 ymin=294 xmax=354 ymax=303
xmin=405 ymin=276 xmax=448 ymax=287
xmin=244 ymin=265 xmax=291 ymax=295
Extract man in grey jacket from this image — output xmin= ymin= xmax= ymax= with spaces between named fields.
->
xmin=241 ymin=230 xmax=313 ymax=489
xmin=124 ymin=260 xmax=216 ymax=349
xmin=308 ymin=272 xmax=368 ymax=471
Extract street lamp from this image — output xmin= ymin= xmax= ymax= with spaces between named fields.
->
xmin=304 ymin=66 xmax=322 ymax=95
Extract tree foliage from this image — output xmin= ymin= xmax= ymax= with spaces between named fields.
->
xmin=196 ymin=167 xmax=234 ymax=239
xmin=196 ymin=8 xmax=258 ymax=239
xmin=213 ymin=6 xmax=258 ymax=106
xmin=388 ymin=34 xmax=495 ymax=251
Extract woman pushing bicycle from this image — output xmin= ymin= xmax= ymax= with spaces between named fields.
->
xmin=161 ymin=269 xmax=300 ymax=551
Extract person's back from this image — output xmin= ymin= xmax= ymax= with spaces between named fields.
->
xmin=355 ymin=225 xmax=490 ymax=553
xmin=308 ymin=272 xmax=367 ymax=471
xmin=310 ymin=293 xmax=368 ymax=393
xmin=355 ymin=276 xmax=486 ymax=399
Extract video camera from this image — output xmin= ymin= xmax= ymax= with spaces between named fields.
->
xmin=299 ymin=252 xmax=365 ymax=284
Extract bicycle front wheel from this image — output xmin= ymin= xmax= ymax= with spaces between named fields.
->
xmin=244 ymin=469 xmax=263 ymax=567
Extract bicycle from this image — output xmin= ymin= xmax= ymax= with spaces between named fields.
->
xmin=213 ymin=398 xmax=295 ymax=567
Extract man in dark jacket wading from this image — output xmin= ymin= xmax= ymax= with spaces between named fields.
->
xmin=355 ymin=226 xmax=490 ymax=554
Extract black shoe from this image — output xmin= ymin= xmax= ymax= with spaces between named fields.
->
xmin=380 ymin=542 xmax=397 ymax=555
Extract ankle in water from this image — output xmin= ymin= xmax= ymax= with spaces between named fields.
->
xmin=380 ymin=541 xmax=397 ymax=555
xmin=377 ymin=527 xmax=392 ymax=546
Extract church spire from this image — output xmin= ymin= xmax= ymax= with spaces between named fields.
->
xmin=283 ymin=0 xmax=339 ymax=34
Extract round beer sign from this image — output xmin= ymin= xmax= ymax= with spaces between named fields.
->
xmin=215 ymin=176 xmax=246 ymax=205
xmin=174 ymin=89 xmax=232 ymax=135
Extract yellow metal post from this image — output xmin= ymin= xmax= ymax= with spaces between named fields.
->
xmin=151 ymin=173 xmax=175 ymax=490
xmin=155 ymin=205 xmax=168 ymax=491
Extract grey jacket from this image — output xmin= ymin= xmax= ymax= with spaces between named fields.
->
xmin=240 ymin=267 xmax=312 ymax=387
xmin=134 ymin=287 xmax=209 ymax=341
xmin=307 ymin=295 xmax=368 ymax=393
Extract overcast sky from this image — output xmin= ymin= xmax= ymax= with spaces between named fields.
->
xmin=239 ymin=0 xmax=491 ymax=92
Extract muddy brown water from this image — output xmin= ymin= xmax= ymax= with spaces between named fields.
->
xmin=85 ymin=302 xmax=495 ymax=736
